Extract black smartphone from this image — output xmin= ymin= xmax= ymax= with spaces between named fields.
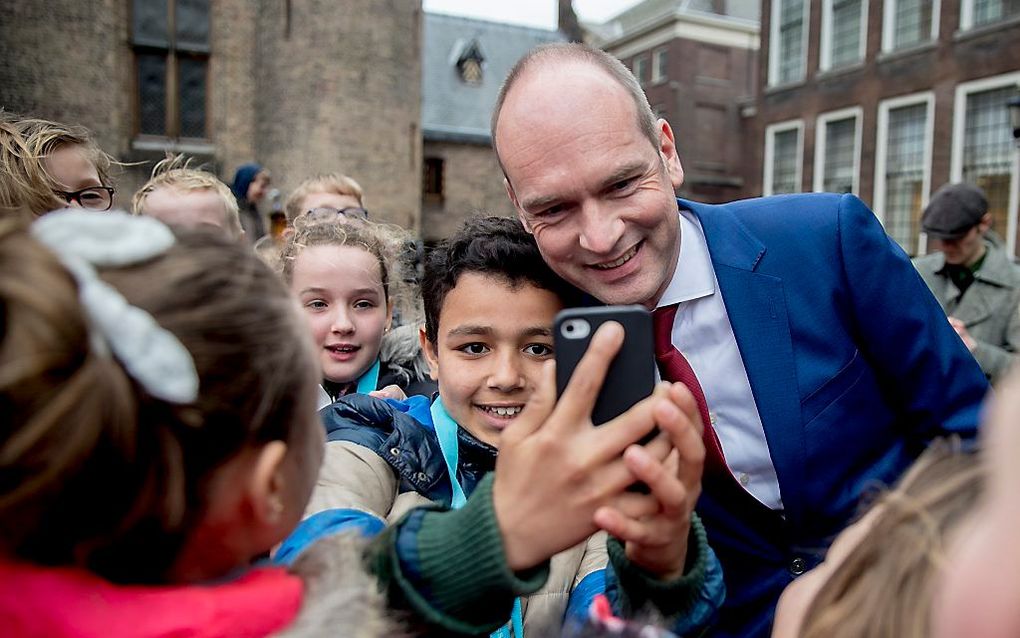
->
xmin=554 ymin=305 xmax=656 ymax=426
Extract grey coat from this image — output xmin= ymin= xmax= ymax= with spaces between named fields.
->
xmin=914 ymin=240 xmax=1020 ymax=383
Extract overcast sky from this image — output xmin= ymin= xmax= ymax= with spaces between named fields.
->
xmin=421 ymin=0 xmax=643 ymax=29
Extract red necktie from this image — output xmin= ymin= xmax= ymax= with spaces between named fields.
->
xmin=652 ymin=304 xmax=728 ymax=477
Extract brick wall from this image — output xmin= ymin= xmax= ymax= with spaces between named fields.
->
xmin=420 ymin=140 xmax=516 ymax=242
xmin=255 ymin=0 xmax=423 ymax=231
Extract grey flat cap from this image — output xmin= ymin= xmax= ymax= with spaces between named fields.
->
xmin=921 ymin=183 xmax=989 ymax=240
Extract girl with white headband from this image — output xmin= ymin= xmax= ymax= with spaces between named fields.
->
xmin=0 ymin=211 xmax=404 ymax=637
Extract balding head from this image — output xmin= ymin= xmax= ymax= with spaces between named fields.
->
xmin=491 ymin=43 xmax=660 ymax=173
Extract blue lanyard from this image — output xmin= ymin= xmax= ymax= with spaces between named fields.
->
xmin=355 ymin=359 xmax=381 ymax=395
xmin=429 ymin=398 xmax=524 ymax=638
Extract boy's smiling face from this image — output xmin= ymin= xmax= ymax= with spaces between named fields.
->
xmin=422 ymin=272 xmax=563 ymax=448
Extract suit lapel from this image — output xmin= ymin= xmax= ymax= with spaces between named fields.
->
xmin=682 ymin=200 xmax=807 ymax=529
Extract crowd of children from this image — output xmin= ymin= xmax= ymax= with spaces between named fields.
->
xmin=0 ymin=108 xmax=1012 ymax=638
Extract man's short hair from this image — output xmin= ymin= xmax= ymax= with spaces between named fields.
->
xmin=132 ymin=154 xmax=242 ymax=238
xmin=490 ymin=42 xmax=660 ymax=173
xmin=284 ymin=173 xmax=365 ymax=221
xmin=422 ymin=215 xmax=581 ymax=345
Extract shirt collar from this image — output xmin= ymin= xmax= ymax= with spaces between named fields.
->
xmin=657 ymin=207 xmax=716 ymax=309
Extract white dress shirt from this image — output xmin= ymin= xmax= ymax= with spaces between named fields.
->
xmin=656 ymin=209 xmax=784 ymax=510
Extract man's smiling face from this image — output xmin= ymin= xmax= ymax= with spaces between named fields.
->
xmin=496 ymin=61 xmax=684 ymax=308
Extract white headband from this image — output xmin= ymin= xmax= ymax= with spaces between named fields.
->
xmin=30 ymin=210 xmax=200 ymax=404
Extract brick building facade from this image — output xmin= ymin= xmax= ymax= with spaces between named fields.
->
xmin=754 ymin=0 xmax=1020 ymax=256
xmin=1 ymin=0 xmax=422 ymax=230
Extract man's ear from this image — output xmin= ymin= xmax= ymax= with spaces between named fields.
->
xmin=979 ymin=213 xmax=993 ymax=234
xmin=247 ymin=441 xmax=289 ymax=527
xmin=657 ymin=119 xmax=685 ymax=191
xmin=505 ymin=178 xmax=533 ymax=233
xmin=419 ymin=325 xmax=440 ymax=382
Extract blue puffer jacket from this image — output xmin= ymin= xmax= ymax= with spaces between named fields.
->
xmin=277 ymin=394 xmax=725 ymax=637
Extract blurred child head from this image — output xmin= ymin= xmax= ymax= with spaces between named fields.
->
xmin=0 ymin=112 xmax=63 ymax=218
xmin=133 ymin=154 xmax=243 ymax=239
xmin=420 ymin=215 xmax=581 ymax=447
xmin=281 ymin=216 xmax=402 ymax=388
xmin=284 ymin=173 xmax=366 ymax=223
xmin=0 ymin=213 xmax=322 ymax=584
xmin=231 ymin=163 xmax=270 ymax=205
xmin=17 ymin=116 xmax=117 ymax=212
xmin=773 ymin=439 xmax=982 ymax=638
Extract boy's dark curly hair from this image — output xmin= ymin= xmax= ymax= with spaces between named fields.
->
xmin=422 ymin=215 xmax=582 ymax=344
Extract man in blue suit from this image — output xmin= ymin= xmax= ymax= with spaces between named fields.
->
xmin=491 ymin=43 xmax=989 ymax=637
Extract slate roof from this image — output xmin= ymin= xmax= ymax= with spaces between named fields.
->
xmin=422 ymin=12 xmax=566 ymax=144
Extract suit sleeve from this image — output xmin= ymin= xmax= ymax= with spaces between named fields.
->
xmin=835 ymin=194 xmax=989 ymax=438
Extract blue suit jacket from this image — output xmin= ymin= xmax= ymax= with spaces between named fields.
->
xmin=679 ymin=194 xmax=988 ymax=637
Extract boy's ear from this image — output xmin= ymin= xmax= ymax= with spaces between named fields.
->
xmin=419 ymin=325 xmax=440 ymax=382
xmin=247 ymin=441 xmax=289 ymax=528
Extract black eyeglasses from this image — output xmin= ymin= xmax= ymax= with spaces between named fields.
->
xmin=305 ymin=206 xmax=370 ymax=221
xmin=53 ymin=186 xmax=116 ymax=211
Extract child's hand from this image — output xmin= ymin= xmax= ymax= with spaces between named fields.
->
xmin=492 ymin=322 xmax=677 ymax=572
xmin=593 ymin=382 xmax=705 ymax=580
xmin=369 ymin=385 xmax=406 ymax=401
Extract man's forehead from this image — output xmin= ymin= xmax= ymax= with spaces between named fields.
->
xmin=497 ymin=60 xmax=634 ymax=134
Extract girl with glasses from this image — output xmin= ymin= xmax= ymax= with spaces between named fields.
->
xmin=15 ymin=116 xmax=117 ymax=213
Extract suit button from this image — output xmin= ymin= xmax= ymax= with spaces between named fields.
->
xmin=789 ymin=557 xmax=806 ymax=576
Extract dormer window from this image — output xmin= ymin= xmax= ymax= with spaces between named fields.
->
xmin=455 ymin=40 xmax=485 ymax=85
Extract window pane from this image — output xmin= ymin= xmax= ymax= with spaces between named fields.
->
xmin=883 ymin=103 xmax=928 ymax=253
xmin=133 ymin=0 xmax=169 ymax=47
xmin=178 ymin=56 xmax=207 ymax=138
xmin=137 ymin=53 xmax=167 ymax=135
xmin=823 ymin=117 xmax=857 ymax=193
xmin=973 ymin=0 xmax=1020 ymax=26
xmin=772 ymin=129 xmax=800 ymax=194
xmin=653 ymin=48 xmax=668 ymax=82
xmin=963 ymin=86 xmax=1018 ymax=236
xmin=634 ymin=56 xmax=649 ymax=83
xmin=778 ymin=0 xmax=805 ymax=83
xmin=893 ymin=0 xmax=934 ymax=49
xmin=176 ymin=0 xmax=210 ymax=51
xmin=830 ymin=0 xmax=862 ymax=67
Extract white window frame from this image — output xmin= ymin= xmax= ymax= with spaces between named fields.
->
xmin=950 ymin=72 xmax=1020 ymax=256
xmin=873 ymin=91 xmax=936 ymax=255
xmin=768 ymin=0 xmax=810 ymax=86
xmin=763 ymin=119 xmax=804 ymax=195
xmin=820 ymin=0 xmax=868 ymax=71
xmin=651 ymin=47 xmax=668 ymax=83
xmin=881 ymin=0 xmax=942 ymax=53
xmin=813 ymin=106 xmax=864 ymax=194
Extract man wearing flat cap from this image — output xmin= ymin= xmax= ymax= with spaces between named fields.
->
xmin=914 ymin=182 xmax=1020 ymax=382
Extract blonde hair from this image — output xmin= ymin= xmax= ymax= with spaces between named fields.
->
xmin=133 ymin=154 xmax=243 ymax=238
xmin=284 ymin=173 xmax=365 ymax=221
xmin=799 ymin=439 xmax=983 ymax=638
xmin=281 ymin=215 xmax=421 ymax=325
xmin=16 ymin=116 xmax=117 ymax=194
xmin=0 ymin=112 xmax=67 ymax=218
xmin=0 ymin=219 xmax=316 ymax=583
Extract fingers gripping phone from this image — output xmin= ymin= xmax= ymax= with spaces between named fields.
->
xmin=554 ymin=306 xmax=656 ymax=427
